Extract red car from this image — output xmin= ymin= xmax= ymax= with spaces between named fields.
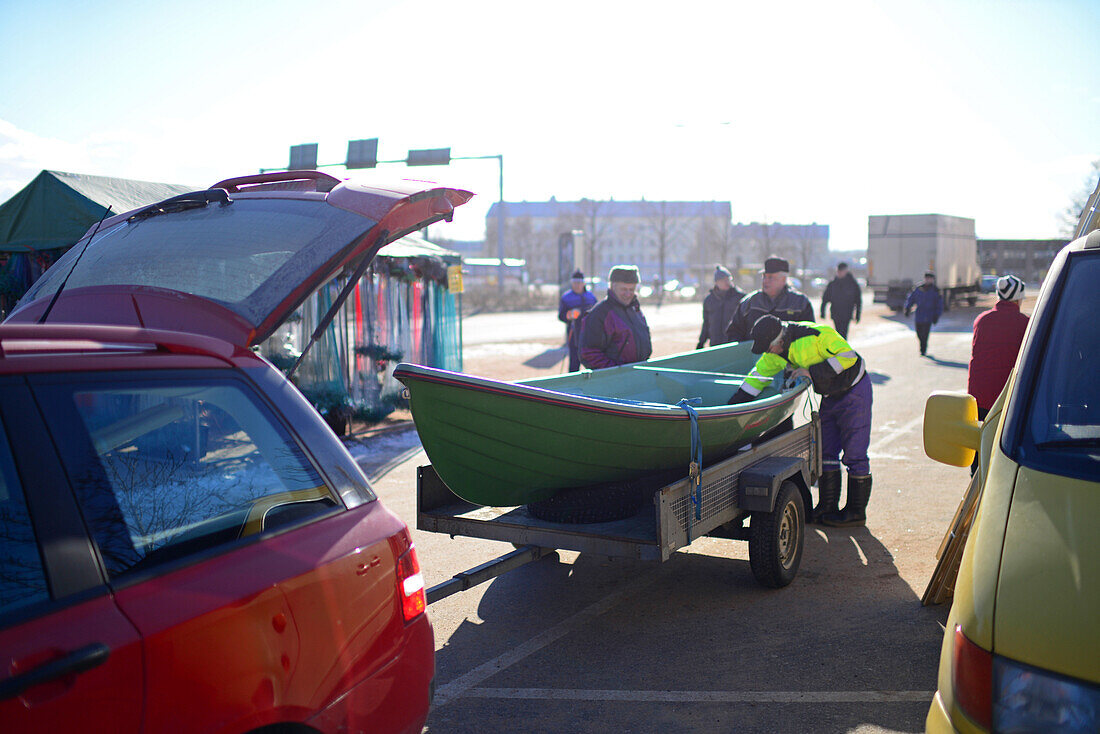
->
xmin=0 ymin=171 xmax=471 ymax=733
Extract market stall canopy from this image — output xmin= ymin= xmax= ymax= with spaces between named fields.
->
xmin=0 ymin=170 xmax=195 ymax=252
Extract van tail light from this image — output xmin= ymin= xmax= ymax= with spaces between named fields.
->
xmin=953 ymin=625 xmax=993 ymax=730
xmin=396 ymin=540 xmax=426 ymax=622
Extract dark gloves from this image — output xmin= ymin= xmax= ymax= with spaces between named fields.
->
xmin=904 ymin=308 xmax=912 ymax=317
xmin=727 ymin=388 xmax=755 ymax=405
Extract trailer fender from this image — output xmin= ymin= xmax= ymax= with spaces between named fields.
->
xmin=739 ymin=455 xmax=812 ymax=514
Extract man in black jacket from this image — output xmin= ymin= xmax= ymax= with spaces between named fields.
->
xmin=820 ymin=261 xmax=862 ymax=339
xmin=725 ymin=256 xmax=814 ymax=342
xmin=697 ymin=265 xmax=744 ymax=349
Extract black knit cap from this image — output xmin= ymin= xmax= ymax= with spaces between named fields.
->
xmin=749 ymin=314 xmax=784 ymax=354
xmin=571 ymin=269 xmax=584 ymax=280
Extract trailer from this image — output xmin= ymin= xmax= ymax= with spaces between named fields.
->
xmin=420 ymin=415 xmax=821 ymax=603
xmin=867 ymin=214 xmax=981 ymax=311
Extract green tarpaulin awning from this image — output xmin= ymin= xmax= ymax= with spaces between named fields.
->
xmin=0 ymin=170 xmax=195 ymax=253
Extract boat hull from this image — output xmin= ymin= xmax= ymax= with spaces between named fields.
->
xmin=394 ymin=342 xmax=808 ymax=507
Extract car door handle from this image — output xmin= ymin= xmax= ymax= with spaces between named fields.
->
xmin=0 ymin=643 xmax=110 ymax=701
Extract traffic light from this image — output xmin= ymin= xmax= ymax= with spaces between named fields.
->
xmin=288 ymin=143 xmax=318 ymax=170
xmin=407 ymin=148 xmax=451 ymax=166
xmin=346 ymin=138 xmax=379 ymax=169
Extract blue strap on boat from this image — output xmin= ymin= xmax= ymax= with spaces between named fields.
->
xmin=678 ymin=398 xmax=703 ymax=540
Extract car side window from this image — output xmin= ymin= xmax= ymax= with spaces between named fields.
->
xmin=44 ymin=377 xmax=340 ymax=579
xmin=0 ymin=421 xmax=50 ymax=615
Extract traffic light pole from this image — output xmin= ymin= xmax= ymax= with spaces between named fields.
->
xmin=451 ymin=154 xmax=504 ymax=293
xmin=266 ymin=144 xmax=506 ymax=292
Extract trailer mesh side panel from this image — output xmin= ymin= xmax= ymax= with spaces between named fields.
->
xmin=665 ymin=428 xmax=816 ymax=551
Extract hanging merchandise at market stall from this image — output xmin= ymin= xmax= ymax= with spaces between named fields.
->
xmin=262 ymin=234 xmax=463 ymax=433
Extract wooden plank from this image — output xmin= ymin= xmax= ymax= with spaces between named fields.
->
xmin=922 ymin=472 xmax=983 ymax=606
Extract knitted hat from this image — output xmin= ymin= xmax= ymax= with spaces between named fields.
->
xmin=996 ymin=274 xmax=1025 ymax=301
xmin=714 ymin=265 xmax=731 ymax=282
xmin=608 ymin=265 xmax=640 ymax=284
xmin=749 ymin=314 xmax=784 ymax=355
xmin=571 ymin=269 xmax=584 ymax=281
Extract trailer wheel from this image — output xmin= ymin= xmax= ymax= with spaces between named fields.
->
xmin=748 ymin=481 xmax=804 ymax=588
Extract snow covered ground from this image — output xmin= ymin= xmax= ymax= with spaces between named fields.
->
xmin=343 ymin=425 xmax=424 ymax=481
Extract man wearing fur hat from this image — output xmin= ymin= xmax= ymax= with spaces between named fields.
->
xmin=697 ymin=265 xmax=745 ymax=349
xmin=729 ymin=315 xmax=873 ymax=527
xmin=580 ymin=265 xmax=653 ymax=369
xmin=724 ymin=256 xmax=814 ymax=343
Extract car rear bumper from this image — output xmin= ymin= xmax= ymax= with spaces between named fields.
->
xmin=307 ymin=614 xmax=435 ymax=734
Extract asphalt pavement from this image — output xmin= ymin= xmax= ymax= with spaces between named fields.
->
xmin=363 ymin=293 xmax=1014 ymax=733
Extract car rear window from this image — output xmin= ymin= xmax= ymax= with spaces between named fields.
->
xmin=17 ymin=198 xmax=374 ymax=328
xmin=37 ymin=375 xmax=342 ymax=579
xmin=1017 ymin=254 xmax=1100 ymax=479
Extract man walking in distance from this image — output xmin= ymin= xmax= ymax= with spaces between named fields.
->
xmin=580 ymin=265 xmax=653 ymax=369
xmin=697 ymin=265 xmax=744 ymax=349
xmin=729 ymin=315 xmax=873 ymax=526
xmin=967 ymin=274 xmax=1029 ymax=472
xmin=820 ymin=261 xmax=862 ymax=339
xmin=904 ymin=271 xmax=944 ymax=356
xmin=558 ymin=269 xmax=597 ymax=372
xmin=725 ymin=256 xmax=814 ymax=343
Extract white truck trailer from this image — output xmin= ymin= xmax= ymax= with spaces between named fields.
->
xmin=867 ymin=213 xmax=981 ymax=311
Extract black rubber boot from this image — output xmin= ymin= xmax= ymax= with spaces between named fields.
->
xmin=821 ymin=474 xmax=872 ymax=527
xmin=810 ymin=469 xmax=841 ymax=524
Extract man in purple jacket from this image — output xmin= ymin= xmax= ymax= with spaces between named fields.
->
xmin=904 ymin=271 xmax=944 ymax=356
xmin=580 ymin=265 xmax=653 ymax=369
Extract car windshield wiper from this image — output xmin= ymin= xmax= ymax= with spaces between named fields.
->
xmin=1035 ymin=437 xmax=1100 ymax=450
xmin=128 ymin=189 xmax=232 ymax=223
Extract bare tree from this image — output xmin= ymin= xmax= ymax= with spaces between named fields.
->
xmin=640 ymin=201 xmax=692 ymax=305
xmin=561 ymin=199 xmax=613 ymax=277
xmin=754 ymin=222 xmax=783 ymax=263
xmin=487 ymin=215 xmax=542 ymax=280
xmin=791 ymin=224 xmax=825 ymax=276
xmin=697 ymin=216 xmax=734 ymax=275
xmin=1061 ymin=159 xmax=1100 ymax=238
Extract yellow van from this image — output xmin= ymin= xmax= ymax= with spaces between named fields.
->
xmin=924 ymin=203 xmax=1100 ymax=732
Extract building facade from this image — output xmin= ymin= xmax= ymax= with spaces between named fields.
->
xmin=484 ymin=199 xmax=829 ymax=288
xmin=977 ymin=239 xmax=1067 ymax=283
xmin=485 ymin=199 xmax=733 ymax=286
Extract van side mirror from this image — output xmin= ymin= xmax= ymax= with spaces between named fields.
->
xmin=924 ymin=392 xmax=981 ymax=467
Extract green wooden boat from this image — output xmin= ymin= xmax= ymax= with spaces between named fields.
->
xmin=393 ymin=341 xmax=809 ymax=507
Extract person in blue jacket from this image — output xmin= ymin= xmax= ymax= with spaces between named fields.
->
xmin=558 ymin=269 xmax=597 ymax=372
xmin=904 ymin=271 xmax=944 ymax=356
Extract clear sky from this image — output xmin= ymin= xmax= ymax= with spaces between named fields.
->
xmin=1 ymin=0 xmax=1097 ymax=252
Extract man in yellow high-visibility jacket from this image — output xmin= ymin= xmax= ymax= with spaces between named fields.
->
xmin=728 ymin=315 xmax=873 ymax=527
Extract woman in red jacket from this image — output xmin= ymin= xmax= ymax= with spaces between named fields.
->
xmin=967 ymin=275 xmax=1029 ymax=471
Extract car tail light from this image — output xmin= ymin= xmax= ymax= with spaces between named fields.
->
xmin=395 ymin=537 xmax=426 ymax=622
xmin=953 ymin=624 xmax=993 ymax=730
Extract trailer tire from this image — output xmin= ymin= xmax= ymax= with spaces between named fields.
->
xmin=525 ymin=470 xmax=680 ymax=524
xmin=748 ymin=480 xmax=804 ymax=588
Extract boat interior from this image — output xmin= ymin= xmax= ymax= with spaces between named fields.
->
xmin=525 ymin=364 xmax=780 ymax=408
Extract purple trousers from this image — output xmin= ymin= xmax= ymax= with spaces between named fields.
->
xmin=820 ymin=374 xmax=872 ymax=475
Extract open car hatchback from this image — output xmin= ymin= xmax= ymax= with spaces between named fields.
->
xmin=0 ymin=171 xmax=471 ymax=734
